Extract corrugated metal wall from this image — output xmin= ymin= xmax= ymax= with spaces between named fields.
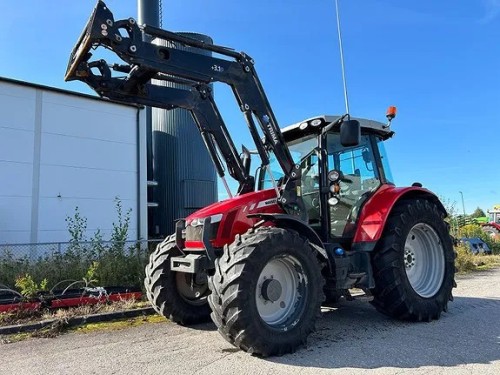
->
xmin=151 ymin=33 xmax=217 ymax=236
xmin=0 ymin=77 xmax=147 ymax=244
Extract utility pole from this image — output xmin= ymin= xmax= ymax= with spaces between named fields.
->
xmin=459 ymin=191 xmax=466 ymax=224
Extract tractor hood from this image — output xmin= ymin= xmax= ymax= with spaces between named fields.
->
xmin=185 ymin=188 xmax=279 ymax=224
xmin=184 ymin=188 xmax=282 ymax=248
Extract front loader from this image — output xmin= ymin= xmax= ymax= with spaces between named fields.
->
xmin=65 ymin=1 xmax=456 ymax=356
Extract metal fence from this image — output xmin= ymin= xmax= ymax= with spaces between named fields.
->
xmin=0 ymin=239 xmax=163 ymax=290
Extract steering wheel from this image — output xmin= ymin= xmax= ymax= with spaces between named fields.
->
xmin=311 ymin=196 xmax=320 ymax=209
xmin=301 ymin=175 xmax=321 ymax=216
xmin=302 ymin=190 xmax=320 ymax=209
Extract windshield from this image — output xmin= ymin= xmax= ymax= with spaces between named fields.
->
xmin=260 ymin=134 xmax=317 ymax=189
xmin=377 ymin=139 xmax=394 ymax=184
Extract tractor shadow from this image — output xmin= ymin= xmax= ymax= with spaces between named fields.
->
xmin=267 ymin=296 xmax=500 ymax=369
xmin=188 ymin=321 xmax=217 ymax=331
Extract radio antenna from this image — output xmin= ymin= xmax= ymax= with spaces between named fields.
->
xmin=334 ymin=0 xmax=350 ymax=118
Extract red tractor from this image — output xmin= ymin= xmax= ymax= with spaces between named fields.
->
xmin=483 ymin=205 xmax=500 ymax=240
xmin=66 ymin=1 xmax=456 ymax=356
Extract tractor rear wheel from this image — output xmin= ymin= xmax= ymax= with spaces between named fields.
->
xmin=144 ymin=235 xmax=211 ymax=325
xmin=371 ymin=199 xmax=455 ymax=321
xmin=482 ymin=225 xmax=500 ymax=241
xmin=208 ymin=227 xmax=323 ymax=356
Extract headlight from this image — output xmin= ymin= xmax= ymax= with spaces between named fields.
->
xmin=310 ymin=118 xmax=322 ymax=127
xmin=328 ymin=197 xmax=339 ymax=206
xmin=328 ymin=170 xmax=340 ymax=182
xmin=186 ymin=214 xmax=223 ymax=242
xmin=210 ymin=214 xmax=223 ymax=223
xmin=190 ymin=214 xmax=223 ymax=227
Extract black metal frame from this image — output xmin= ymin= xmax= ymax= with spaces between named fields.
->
xmin=65 ymin=0 xmax=304 ymax=215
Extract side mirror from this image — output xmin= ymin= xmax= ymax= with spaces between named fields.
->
xmin=340 ymin=119 xmax=360 ymax=147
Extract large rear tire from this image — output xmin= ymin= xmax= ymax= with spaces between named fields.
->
xmin=371 ymin=199 xmax=455 ymax=321
xmin=144 ymin=235 xmax=211 ymax=325
xmin=482 ymin=225 xmax=500 ymax=241
xmin=208 ymin=227 xmax=324 ymax=356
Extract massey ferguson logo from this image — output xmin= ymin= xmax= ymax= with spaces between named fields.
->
xmin=256 ymin=198 xmax=278 ymax=209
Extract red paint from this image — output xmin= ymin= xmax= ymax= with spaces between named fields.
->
xmin=184 ymin=240 xmax=204 ymax=248
xmin=353 ymin=184 xmax=439 ymax=243
xmin=185 ymin=188 xmax=283 ymax=249
xmin=0 ymin=292 xmax=142 ymax=312
xmin=51 ymin=296 xmax=105 ymax=308
xmin=183 ymin=184 xmax=440 ymax=251
xmin=0 ymin=302 xmax=41 ymax=313
xmin=50 ymin=292 xmax=142 ymax=308
xmin=483 ymin=223 xmax=500 ymax=231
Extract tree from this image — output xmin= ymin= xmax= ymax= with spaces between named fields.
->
xmin=471 ymin=207 xmax=486 ymax=218
xmin=439 ymin=195 xmax=459 ymax=237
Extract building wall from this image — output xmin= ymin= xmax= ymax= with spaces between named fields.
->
xmin=0 ymin=78 xmax=147 ymax=244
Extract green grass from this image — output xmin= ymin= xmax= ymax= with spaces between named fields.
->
xmin=0 ymin=242 xmax=153 ymax=292
xmin=74 ymin=314 xmax=166 ymax=334
xmin=0 ymin=315 xmax=166 ymax=344
xmin=0 ymin=301 xmax=165 ymax=344
xmin=455 ymin=245 xmax=500 ymax=274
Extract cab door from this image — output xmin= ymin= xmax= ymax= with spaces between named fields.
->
xmin=326 ymin=134 xmax=381 ymax=238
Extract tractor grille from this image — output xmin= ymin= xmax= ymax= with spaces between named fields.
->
xmin=185 ymin=223 xmax=220 ymax=242
xmin=185 ymin=225 xmax=203 ymax=241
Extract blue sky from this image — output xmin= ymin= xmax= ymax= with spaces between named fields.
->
xmin=1 ymin=0 xmax=499 ymax=214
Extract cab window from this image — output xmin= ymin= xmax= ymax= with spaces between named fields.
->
xmin=327 ymin=134 xmax=381 ymax=237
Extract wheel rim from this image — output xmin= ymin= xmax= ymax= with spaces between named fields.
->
xmin=255 ymin=255 xmax=308 ymax=328
xmin=404 ymin=223 xmax=445 ymax=298
xmin=175 ymin=272 xmax=208 ymax=306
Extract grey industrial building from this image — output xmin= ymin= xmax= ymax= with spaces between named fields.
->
xmin=0 ymin=0 xmax=216 ymax=247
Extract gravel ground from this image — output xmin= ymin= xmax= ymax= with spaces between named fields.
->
xmin=1 ymin=268 xmax=499 ymax=375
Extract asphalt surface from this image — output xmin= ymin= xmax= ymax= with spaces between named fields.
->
xmin=1 ymin=269 xmax=500 ymax=375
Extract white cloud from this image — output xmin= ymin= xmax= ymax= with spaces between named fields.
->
xmin=481 ymin=0 xmax=500 ymax=23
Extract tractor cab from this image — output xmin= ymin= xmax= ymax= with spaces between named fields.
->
xmin=259 ymin=115 xmax=394 ymax=241
xmin=484 ymin=205 xmax=500 ymax=240
xmin=488 ymin=206 xmax=500 ymax=224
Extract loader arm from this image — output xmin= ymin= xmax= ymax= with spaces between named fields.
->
xmin=65 ymin=0 xmax=305 ymax=216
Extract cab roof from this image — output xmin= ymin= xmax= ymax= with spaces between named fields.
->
xmin=281 ymin=115 xmax=394 ymax=140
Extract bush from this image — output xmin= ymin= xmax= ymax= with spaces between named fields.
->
xmin=0 ymin=242 xmax=151 ymax=292
xmin=455 ymin=245 xmax=477 ymax=273
xmin=455 ymin=244 xmax=500 ymax=273
xmin=458 ymin=224 xmax=500 ymax=255
xmin=0 ymin=198 xmax=157 ymax=292
xmin=15 ymin=274 xmax=48 ymax=298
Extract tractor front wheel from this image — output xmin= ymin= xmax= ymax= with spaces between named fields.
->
xmin=371 ymin=199 xmax=455 ymax=321
xmin=208 ymin=227 xmax=323 ymax=356
xmin=144 ymin=235 xmax=211 ymax=325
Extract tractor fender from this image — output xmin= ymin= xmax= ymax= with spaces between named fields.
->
xmin=353 ymin=184 xmax=446 ymax=245
xmin=483 ymin=222 xmax=500 ymax=230
xmin=247 ymin=213 xmax=329 ymax=263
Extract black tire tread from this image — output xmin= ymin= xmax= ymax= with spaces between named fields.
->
xmin=208 ymin=227 xmax=324 ymax=356
xmin=370 ymin=199 xmax=456 ymax=321
xmin=144 ymin=235 xmax=211 ymax=325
